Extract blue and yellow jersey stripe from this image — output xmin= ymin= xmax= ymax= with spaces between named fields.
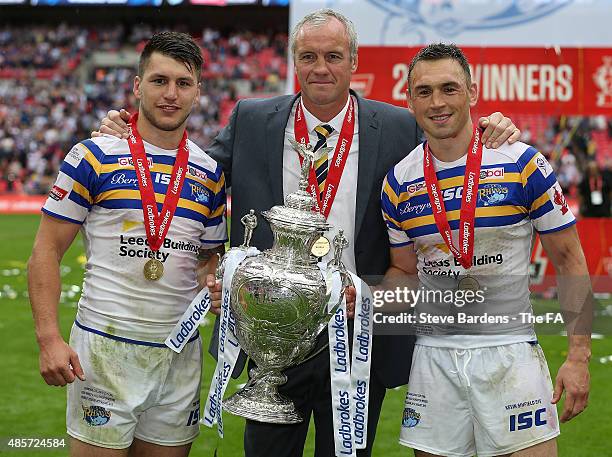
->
xmin=382 ymin=142 xmax=575 ymax=245
xmin=50 ymin=137 xmax=226 ymax=228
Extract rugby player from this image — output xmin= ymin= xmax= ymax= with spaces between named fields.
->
xmin=28 ymin=32 xmax=227 ymax=457
xmin=381 ymin=43 xmax=591 ymax=457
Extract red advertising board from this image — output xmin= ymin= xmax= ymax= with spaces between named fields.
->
xmin=0 ymin=195 xmax=46 ymax=214
xmin=531 ymin=218 xmax=612 ymax=294
xmin=346 ymin=47 xmax=612 ymax=116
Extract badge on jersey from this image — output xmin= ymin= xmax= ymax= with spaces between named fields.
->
xmin=65 ymin=144 xmax=87 ymax=168
xmin=535 ymin=154 xmax=553 ymax=178
xmin=49 ymin=185 xmax=68 ymax=201
xmin=189 ymin=182 xmax=210 ymax=204
xmin=118 ymin=156 xmax=154 ymax=168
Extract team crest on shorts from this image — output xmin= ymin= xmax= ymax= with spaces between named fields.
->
xmin=402 ymin=407 xmax=421 ymax=428
xmin=82 ymin=405 xmax=111 ymax=426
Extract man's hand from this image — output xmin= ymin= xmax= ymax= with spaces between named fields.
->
xmin=478 ymin=112 xmax=521 ymax=149
xmin=207 ymin=274 xmax=223 ymax=316
xmin=38 ymin=336 xmax=85 ymax=387
xmin=344 ymin=286 xmax=356 ymax=319
xmin=92 ymin=109 xmax=131 ymax=139
xmin=552 ymin=358 xmax=590 ymax=422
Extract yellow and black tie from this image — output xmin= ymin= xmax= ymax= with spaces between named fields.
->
xmin=313 ymin=124 xmax=334 ymax=200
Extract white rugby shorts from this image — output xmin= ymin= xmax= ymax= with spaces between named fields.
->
xmin=399 ymin=342 xmax=559 ymax=457
xmin=67 ymin=323 xmax=202 ymax=449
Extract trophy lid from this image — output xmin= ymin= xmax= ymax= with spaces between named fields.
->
xmin=262 ymin=188 xmax=329 ymax=231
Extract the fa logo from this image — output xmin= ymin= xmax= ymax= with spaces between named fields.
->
xmin=186 ymin=407 xmax=200 ymax=426
xmin=509 ymin=408 xmax=547 ymax=432
xmin=594 ymin=56 xmax=612 ymax=108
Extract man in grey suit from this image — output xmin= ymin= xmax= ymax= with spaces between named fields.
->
xmin=204 ymin=10 xmax=519 ymax=456
xmin=97 ymin=9 xmax=520 ymax=456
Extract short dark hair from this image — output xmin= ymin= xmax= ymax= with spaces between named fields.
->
xmin=138 ymin=31 xmax=203 ymax=80
xmin=408 ymin=43 xmax=471 ymax=94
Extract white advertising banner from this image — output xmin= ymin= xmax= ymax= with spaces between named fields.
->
xmin=290 ymin=0 xmax=612 ymax=47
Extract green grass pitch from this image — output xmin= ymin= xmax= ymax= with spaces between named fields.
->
xmin=0 ymin=214 xmax=610 ymax=456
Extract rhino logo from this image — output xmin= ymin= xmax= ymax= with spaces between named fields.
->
xmin=82 ymin=405 xmax=111 ymax=426
xmin=402 ymin=407 xmax=421 ymax=428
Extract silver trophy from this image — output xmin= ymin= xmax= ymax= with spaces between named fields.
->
xmin=219 ymin=140 xmax=346 ymax=423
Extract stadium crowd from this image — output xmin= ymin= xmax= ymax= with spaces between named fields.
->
xmin=520 ymin=115 xmax=612 ymax=217
xmin=0 ymin=24 xmax=287 ymax=195
xmin=0 ymin=23 xmax=610 ymax=217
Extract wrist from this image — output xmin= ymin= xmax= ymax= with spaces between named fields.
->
xmin=566 ymin=347 xmax=591 ymax=363
xmin=35 ymin=329 xmax=63 ymax=346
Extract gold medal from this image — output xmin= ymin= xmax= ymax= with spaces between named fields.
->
xmin=457 ymin=275 xmax=480 ymax=292
xmin=311 ymin=236 xmax=331 ymax=257
xmin=144 ymin=259 xmax=164 ymax=281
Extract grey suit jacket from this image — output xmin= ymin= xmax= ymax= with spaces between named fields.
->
xmin=207 ymin=91 xmax=420 ymax=388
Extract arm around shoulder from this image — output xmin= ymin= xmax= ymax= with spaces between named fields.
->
xmin=206 ymin=100 xmax=244 ymax=187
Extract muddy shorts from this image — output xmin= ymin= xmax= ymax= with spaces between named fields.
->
xmin=66 ymin=323 xmax=202 ymax=449
xmin=399 ymin=342 xmax=559 ymax=457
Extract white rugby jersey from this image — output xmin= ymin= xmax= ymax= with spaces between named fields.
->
xmin=44 ymin=135 xmax=227 ymax=345
xmin=381 ymin=141 xmax=575 ymax=348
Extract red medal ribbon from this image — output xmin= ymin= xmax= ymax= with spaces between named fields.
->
xmin=294 ymin=96 xmax=354 ymax=219
xmin=127 ymin=112 xmax=189 ymax=251
xmin=423 ymin=126 xmax=483 ymax=269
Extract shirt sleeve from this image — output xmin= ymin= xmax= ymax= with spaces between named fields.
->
xmin=42 ymin=141 xmax=101 ymax=224
xmin=381 ymin=168 xmax=413 ymax=247
xmin=200 ymin=165 xmax=228 ymax=248
xmin=518 ymin=147 xmax=576 ymax=234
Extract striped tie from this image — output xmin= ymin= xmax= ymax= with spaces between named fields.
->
xmin=313 ymin=124 xmax=333 ymax=200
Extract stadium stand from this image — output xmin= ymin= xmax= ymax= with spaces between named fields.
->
xmin=0 ymin=24 xmax=287 ymax=196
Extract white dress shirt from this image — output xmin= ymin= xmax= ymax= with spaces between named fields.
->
xmin=282 ymin=95 xmax=359 ymax=273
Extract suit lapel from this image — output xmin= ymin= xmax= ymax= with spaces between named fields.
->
xmin=266 ymin=94 xmax=299 ymax=206
xmin=355 ymin=95 xmax=381 ymax=241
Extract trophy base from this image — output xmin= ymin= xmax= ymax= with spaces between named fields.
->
xmin=223 ymin=379 xmax=303 ymax=424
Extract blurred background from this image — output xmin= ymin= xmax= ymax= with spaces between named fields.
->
xmin=0 ymin=0 xmax=611 ymax=455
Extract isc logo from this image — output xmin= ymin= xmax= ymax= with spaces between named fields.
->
xmin=442 ymin=187 xmax=463 ymax=201
xmin=154 ymin=173 xmax=171 ymax=185
xmin=509 ymin=408 xmax=547 ymax=431
xmin=186 ymin=407 xmax=200 ymax=426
